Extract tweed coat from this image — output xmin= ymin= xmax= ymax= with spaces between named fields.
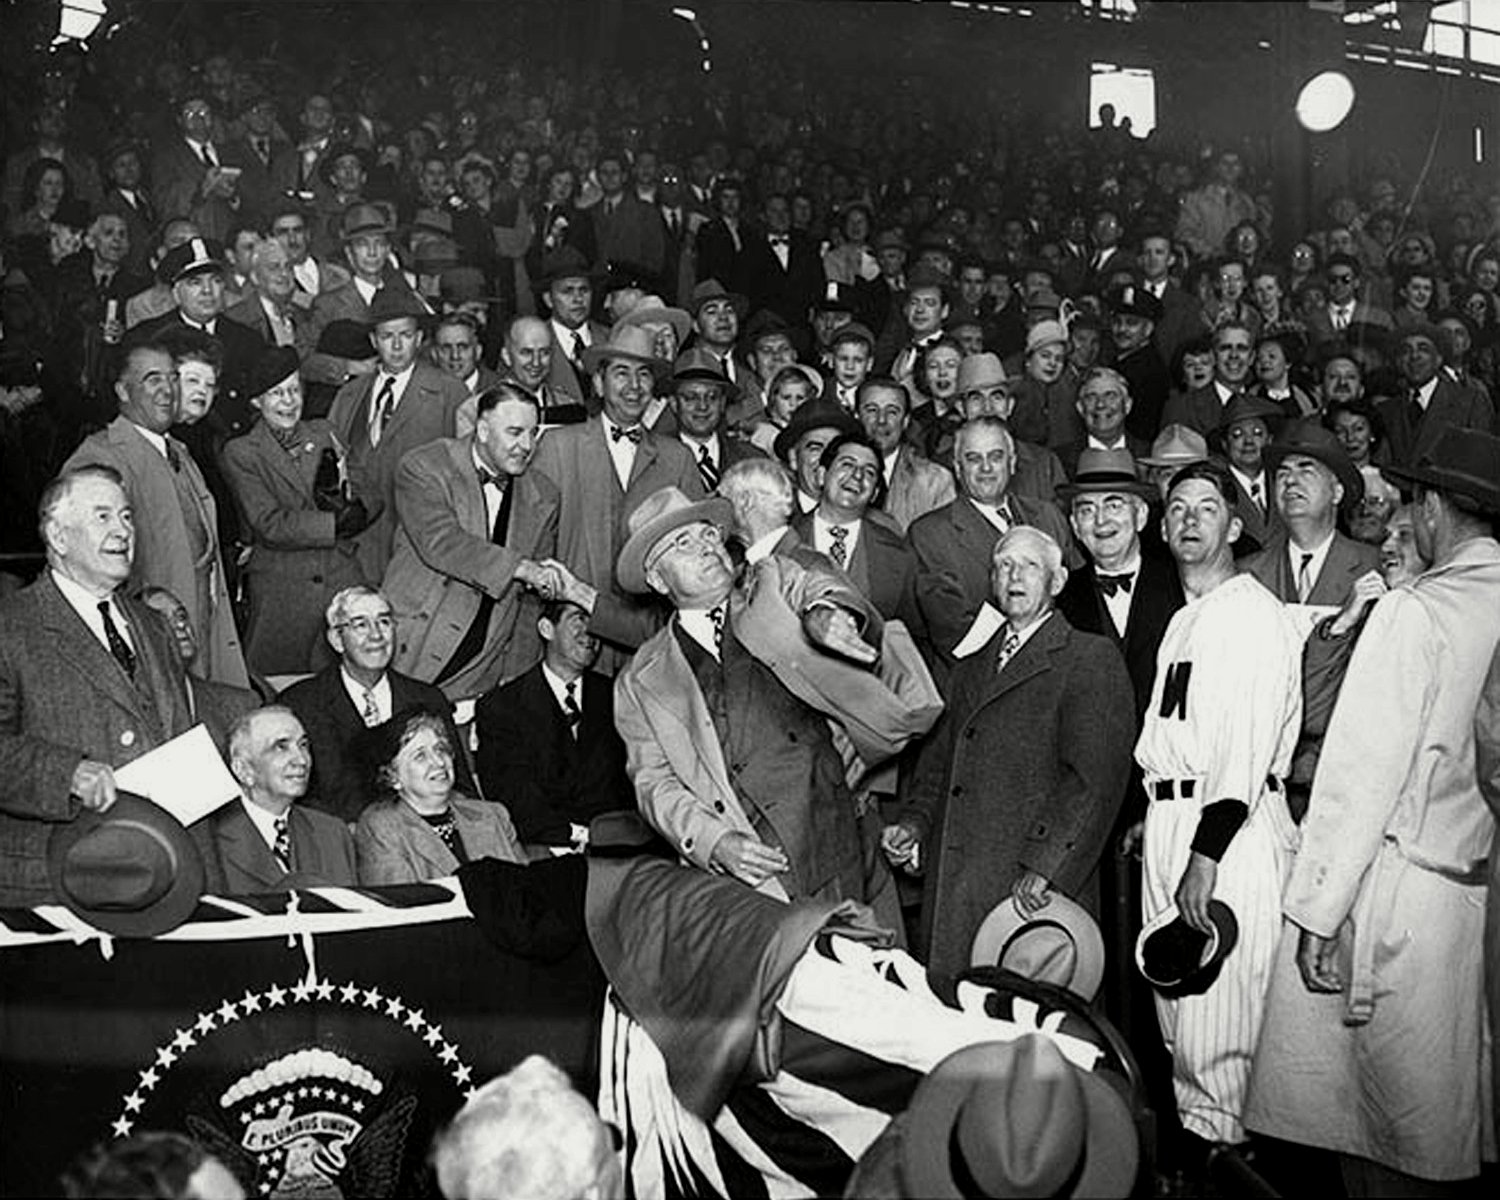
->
xmin=1375 ymin=377 xmax=1496 ymax=468
xmin=327 ymin=362 xmax=468 ymax=583
xmin=191 ymin=799 xmax=358 ymax=895
xmin=0 ymin=575 xmax=194 ymax=905
xmin=881 ymin=446 xmax=955 ymax=534
xmin=1246 ymin=538 xmax=1500 ymax=1180
xmin=354 ymin=793 xmax=526 ymax=885
xmin=900 ymin=613 xmax=1136 ymax=978
xmin=383 ymin=437 xmax=559 ymax=701
xmin=63 ymin=416 xmax=248 ymax=689
xmin=221 ymin=419 xmax=367 ymax=675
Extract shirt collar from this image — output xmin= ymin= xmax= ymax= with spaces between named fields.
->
xmin=239 ymin=796 xmax=288 ymax=854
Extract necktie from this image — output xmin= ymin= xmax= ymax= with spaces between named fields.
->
xmin=361 ymin=688 xmax=380 ymax=727
xmin=98 ymin=601 xmax=136 ymax=678
xmin=610 ymin=423 xmax=643 ymax=444
xmin=253 ymin=136 xmax=270 ymax=164
xmin=1097 ymin=573 xmax=1134 ymax=597
xmin=828 ymin=524 xmax=849 ymax=568
xmin=668 ymin=210 xmax=680 ymax=237
xmin=1296 ymin=552 xmax=1315 ymax=603
xmin=995 ymin=626 xmax=1022 ymax=673
xmin=371 ymin=376 xmax=396 ymax=445
xmin=563 ymin=679 xmax=583 ymax=737
xmin=696 ymin=443 xmax=720 ymax=490
xmin=571 ymin=331 xmax=586 ymax=364
xmin=272 ymin=814 xmax=293 ymax=874
xmin=709 ymin=604 xmax=726 ymax=655
xmin=1250 ymin=479 xmax=1265 ymax=519
xmin=1408 ymin=387 xmax=1425 ymax=430
xmin=166 ymin=441 xmax=182 ymax=473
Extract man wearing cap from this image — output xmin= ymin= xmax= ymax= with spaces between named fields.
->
xmin=892 ymin=524 xmax=1134 ymax=976
xmin=537 ymin=247 xmax=609 ymax=410
xmin=192 ymin=706 xmax=357 ymax=894
xmin=328 ymin=285 xmax=467 ymax=582
xmin=612 ymin=485 xmax=908 ymax=919
xmin=151 ymin=97 xmax=245 ymax=245
xmin=910 ymin=416 xmax=1076 ymax=671
xmin=855 ymin=378 xmax=955 ymax=533
xmin=1213 ymin=392 xmax=1285 ymax=554
xmin=533 ymin=326 xmax=704 ymax=676
xmin=670 ymin=348 xmax=764 ymax=492
xmin=1246 ymin=429 xmax=1500 ymax=1192
xmin=773 ymin=398 xmax=863 ymax=516
xmin=824 ymin=321 xmax=876 ymax=411
xmin=0 ymin=466 xmax=195 ymax=907
xmin=1161 ymin=321 xmax=1257 ymax=439
xmin=1375 ymin=324 xmax=1496 ymax=468
xmin=1134 ymin=460 xmax=1303 ymax=1156
xmin=883 ymin=265 xmax=949 ymax=383
xmin=1110 ymin=285 xmax=1172 ymax=439
xmin=63 ymin=341 xmax=249 ymax=689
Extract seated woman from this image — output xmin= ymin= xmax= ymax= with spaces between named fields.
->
xmin=356 ymin=707 xmax=526 ymax=885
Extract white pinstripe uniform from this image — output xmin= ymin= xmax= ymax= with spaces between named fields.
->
xmin=1135 ymin=573 xmax=1302 ymax=1144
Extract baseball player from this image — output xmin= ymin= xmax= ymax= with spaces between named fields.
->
xmin=1135 ymin=461 xmax=1303 ymax=1151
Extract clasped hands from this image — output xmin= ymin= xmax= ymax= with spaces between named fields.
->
xmin=518 ymin=559 xmax=597 ymax=611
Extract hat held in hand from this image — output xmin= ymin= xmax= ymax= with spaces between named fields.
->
xmin=1136 ymin=899 xmax=1239 ymax=998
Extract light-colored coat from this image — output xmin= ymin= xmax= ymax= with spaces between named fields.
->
xmin=1245 ymin=537 xmax=1500 ymax=1181
xmin=382 ymin=437 xmax=558 ymax=701
xmin=882 ymin=446 xmax=955 ymax=534
xmin=63 ymin=416 xmax=248 ymax=688
xmin=355 ymin=793 xmax=526 ymax=885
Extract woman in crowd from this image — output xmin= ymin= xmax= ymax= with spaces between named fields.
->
xmin=1251 ymin=331 xmax=1317 ymax=418
xmin=5 ymin=158 xmax=72 ymax=241
xmin=1323 ymin=395 xmax=1386 ymax=470
xmin=1010 ymin=319 xmax=1082 ymax=449
xmin=914 ymin=337 xmax=963 ymax=419
xmin=356 ymin=708 xmax=527 ymax=885
xmin=220 ymin=345 xmax=369 ymax=676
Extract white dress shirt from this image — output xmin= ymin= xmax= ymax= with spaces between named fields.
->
xmin=51 ymin=570 xmax=135 ymax=656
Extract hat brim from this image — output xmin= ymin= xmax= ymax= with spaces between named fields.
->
xmin=616 ymin=495 xmax=734 ymax=595
xmin=47 ymin=792 xmax=204 ymax=938
xmin=671 ymin=367 xmax=743 ymax=403
xmin=1135 ymin=901 xmax=1239 ymax=997
xmin=1264 ymin=441 xmax=1364 ymax=508
xmin=901 ymin=1040 xmax=1140 ymax=1199
xmin=619 ymin=305 xmax=692 ymax=347
xmin=1380 ymin=461 xmax=1500 ymax=515
xmin=1056 ymin=476 xmax=1158 ymax=503
xmin=772 ymin=407 xmax=863 ymax=464
xmin=689 ymin=291 xmax=750 ymax=318
xmin=970 ymin=894 xmax=1105 ymax=1002
xmin=580 ymin=343 xmax=671 ymax=380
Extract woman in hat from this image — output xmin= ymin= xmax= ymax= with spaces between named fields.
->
xmin=1011 ymin=319 xmax=1084 ymax=449
xmin=749 ymin=363 xmax=823 ymax=455
xmin=355 ymin=707 xmax=526 ymax=885
xmin=221 ymin=345 xmax=370 ymax=675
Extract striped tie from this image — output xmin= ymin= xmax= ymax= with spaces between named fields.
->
xmin=696 ymin=444 xmax=720 ymax=491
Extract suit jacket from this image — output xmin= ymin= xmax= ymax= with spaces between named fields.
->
xmin=909 ymin=495 xmax=1076 ymax=665
xmin=545 ymin=319 xmax=611 ymax=411
xmin=227 ymin=132 xmax=288 ymax=218
xmin=220 ymin=419 xmax=366 ymax=674
xmin=1306 ymin=300 xmax=1395 ymax=347
xmin=269 ymin=138 xmax=336 ymax=206
xmin=150 ymin=137 xmax=246 ymax=243
xmin=1375 ymin=378 xmax=1496 ymax=468
xmin=695 ymin=218 xmax=754 ymax=296
xmin=0 ymin=575 xmax=193 ymax=905
xmin=188 ymin=676 xmax=259 ymax=759
xmin=1160 ymin=383 xmax=1231 ymax=438
xmin=1228 ymin=471 xmax=1283 ymax=553
xmin=355 ymin=793 xmax=525 ymax=885
xmin=882 ymin=446 xmax=956 ymax=534
xmin=1116 ymin=343 xmax=1173 ymax=441
xmin=591 ymin=193 xmax=667 ymax=279
xmin=97 ymin=186 xmax=158 ymax=276
xmin=1149 ymin=281 xmax=1206 ymax=368
xmin=280 ymin=664 xmax=472 ymax=823
xmin=383 ymin=437 xmax=559 ymax=700
xmin=191 ymin=799 xmax=357 ymax=895
xmin=328 ymin=362 xmax=468 ymax=581
xmin=224 ymin=292 xmax=316 ymax=365
xmin=900 ymin=613 xmax=1136 ymax=977
xmin=475 ymin=664 xmax=634 ymax=845
xmin=791 ymin=511 xmax=923 ymax=636
xmin=137 ymin=309 xmax=267 ymax=442
xmin=744 ymin=229 xmax=825 ymax=327
xmin=531 ymin=415 xmax=704 ymax=674
xmin=62 ymin=417 xmax=248 ymax=688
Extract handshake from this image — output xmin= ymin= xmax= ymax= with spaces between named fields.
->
xmin=514 ymin=558 xmax=596 ymax=612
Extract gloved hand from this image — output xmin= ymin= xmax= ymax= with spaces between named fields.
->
xmin=334 ymin=497 xmax=371 ymax=539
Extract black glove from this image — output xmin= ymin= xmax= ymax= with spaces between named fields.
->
xmin=313 ymin=448 xmax=343 ymax=511
xmin=334 ymin=497 xmax=371 ymax=539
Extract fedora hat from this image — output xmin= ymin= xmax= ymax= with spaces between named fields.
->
xmin=1265 ymin=418 xmax=1364 ymax=508
xmin=537 ymin=245 xmax=603 ymax=288
xmin=364 ymin=284 xmax=431 ymax=327
xmin=616 ymin=486 xmax=734 ymax=595
xmin=48 ymin=793 xmax=204 ymax=937
xmin=411 ymin=236 xmax=462 ymax=275
xmin=245 ymin=345 xmax=301 ymax=400
xmin=1136 ymin=900 xmax=1239 ymax=998
xmin=159 ymin=236 xmax=225 ymax=285
xmin=1056 ymin=448 xmax=1155 ymax=502
xmin=1026 ymin=319 xmax=1069 ymax=356
xmin=687 ymin=278 xmax=749 ymax=318
xmin=956 ymin=352 xmax=1008 ymax=394
xmin=1382 ymin=425 xmax=1500 ymax=516
xmin=618 ymin=297 xmax=692 ymax=348
xmin=970 ymin=894 xmax=1107 ymax=1002
xmin=1109 ymin=284 xmax=1163 ymax=323
xmin=671 ymin=346 xmax=737 ymax=394
xmin=580 ymin=324 xmax=671 ymax=379
xmin=340 ymin=202 xmax=394 ymax=242
xmin=739 ymin=308 xmax=794 ymax=351
xmin=315 ymin=318 xmax=378 ymax=362
xmin=1139 ymin=423 xmax=1209 ymax=467
xmin=772 ymin=398 xmax=862 ymax=463
xmin=1210 ymin=392 xmax=1287 ymax=452
xmin=905 ymin=263 xmax=950 ymax=296
xmin=319 ymin=142 xmax=374 ymax=188
xmin=899 ymin=1035 xmax=1139 ymax=1199
xmin=872 ymin=227 xmax=908 ymax=253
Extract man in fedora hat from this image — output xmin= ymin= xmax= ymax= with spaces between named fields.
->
xmin=1241 ymin=420 xmax=1383 ymax=818
xmin=1109 ymin=283 xmax=1173 ymax=438
xmin=533 ymin=325 xmax=703 ymax=676
xmin=1135 ymin=461 xmax=1304 ymax=1156
xmin=955 ymin=352 xmax=1070 ymax=506
xmin=1215 ymin=392 xmax=1287 ymax=554
xmin=892 ymin=525 xmax=1133 ymax=975
xmin=0 ymin=467 xmax=195 ymax=907
xmin=669 ymin=347 xmax=764 ymax=492
xmin=328 ymin=284 xmax=467 ymax=582
xmin=686 ymin=279 xmax=761 ymax=428
xmin=771 ymin=398 xmax=863 ymax=516
xmin=611 ymin=485 xmax=918 ymax=922
xmin=1247 ymin=428 xmax=1500 ymax=1192
xmin=537 ymin=246 xmax=609 ymax=410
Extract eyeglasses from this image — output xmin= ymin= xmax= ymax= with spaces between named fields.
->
xmin=334 ymin=614 xmax=395 ymax=636
xmin=646 ymin=523 xmax=723 ymax=569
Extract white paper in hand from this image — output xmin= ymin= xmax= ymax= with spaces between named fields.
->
xmin=113 ymin=724 xmax=242 ymax=826
xmin=952 ymin=602 xmax=1005 ymax=659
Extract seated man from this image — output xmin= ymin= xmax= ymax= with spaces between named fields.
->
xmin=191 ymin=706 xmax=357 ymax=894
xmin=281 ymin=586 xmax=471 ymax=824
xmin=474 ymin=599 xmax=634 ymax=851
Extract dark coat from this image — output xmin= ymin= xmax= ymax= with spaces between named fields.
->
xmin=137 ymin=308 xmax=268 ymax=443
xmin=1160 ymin=382 xmax=1231 ymax=439
xmin=1116 ymin=343 xmax=1173 ymax=441
xmin=791 ymin=510 xmax=923 ymax=636
xmin=694 ymin=217 xmax=754 ymax=296
xmin=743 ymin=229 xmax=825 ymax=328
xmin=1375 ymin=378 xmax=1496 ymax=468
xmin=280 ymin=664 xmax=473 ymax=823
xmin=191 ymin=799 xmax=357 ymax=895
xmin=901 ymin=613 xmax=1136 ymax=977
xmin=474 ymin=663 xmax=634 ymax=845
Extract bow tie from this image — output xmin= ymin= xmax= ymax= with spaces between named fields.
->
xmin=1097 ymin=572 xmax=1134 ymax=597
xmin=477 ymin=466 xmax=507 ymax=490
xmin=610 ymin=423 xmax=643 ymax=444
xmin=768 ymin=234 xmax=789 ymax=246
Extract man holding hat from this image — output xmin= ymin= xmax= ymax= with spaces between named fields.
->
xmin=533 ymin=325 xmax=703 ymax=677
xmin=328 ymin=284 xmax=467 ymax=582
xmin=1247 ymin=429 xmax=1500 ymax=1191
xmin=670 ymin=347 xmax=764 ymax=492
xmin=1134 ymin=460 xmax=1304 ymax=1157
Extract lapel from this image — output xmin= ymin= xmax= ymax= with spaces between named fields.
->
xmin=631 ymin=631 xmax=736 ymax=808
xmin=250 ymin=420 xmax=314 ymax=497
xmin=337 ymin=373 xmax=378 ymax=448
xmin=950 ymin=497 xmax=1004 ymax=557
xmin=846 ymin=520 xmax=874 ymax=599
xmin=973 ymin=613 xmax=1063 ymax=707
xmin=1307 ymin=535 xmax=1367 ymax=606
xmin=218 ymin=804 xmax=284 ymax=890
xmin=581 ymin=418 xmax=619 ymax=574
xmin=382 ymin=367 xmax=433 ymax=449
xmin=444 ymin=439 xmax=489 ymax=537
xmin=628 ymin=429 xmax=660 ymax=489
xmin=392 ymin=803 xmax=455 ymax=876
xmin=36 ymin=576 xmax=155 ymax=721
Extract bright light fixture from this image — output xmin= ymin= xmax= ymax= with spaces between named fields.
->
xmin=1295 ymin=71 xmax=1356 ymax=132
